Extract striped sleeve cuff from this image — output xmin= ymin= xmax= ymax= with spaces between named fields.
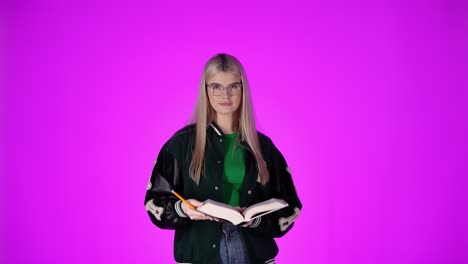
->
xmin=175 ymin=200 xmax=188 ymax=218
xmin=249 ymin=217 xmax=261 ymax=228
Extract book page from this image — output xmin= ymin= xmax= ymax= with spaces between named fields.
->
xmin=243 ymin=198 xmax=289 ymax=221
xmin=196 ymin=199 xmax=246 ymax=225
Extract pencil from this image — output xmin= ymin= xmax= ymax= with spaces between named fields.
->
xmin=171 ymin=190 xmax=196 ymax=211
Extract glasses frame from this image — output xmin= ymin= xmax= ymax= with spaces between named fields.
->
xmin=206 ymin=82 xmax=243 ymax=96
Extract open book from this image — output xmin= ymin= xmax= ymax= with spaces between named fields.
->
xmin=196 ymin=198 xmax=288 ymax=225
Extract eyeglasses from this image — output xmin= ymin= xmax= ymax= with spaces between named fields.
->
xmin=206 ymin=82 xmax=243 ymax=96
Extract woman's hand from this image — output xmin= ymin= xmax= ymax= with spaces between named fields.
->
xmin=181 ymin=199 xmax=218 ymax=221
xmin=235 ymin=207 xmax=254 ymax=227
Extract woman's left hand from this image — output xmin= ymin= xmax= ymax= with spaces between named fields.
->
xmin=241 ymin=220 xmax=254 ymax=227
xmin=235 ymin=207 xmax=254 ymax=227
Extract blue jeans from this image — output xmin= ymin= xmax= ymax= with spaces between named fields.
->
xmin=219 ymin=222 xmax=250 ymax=264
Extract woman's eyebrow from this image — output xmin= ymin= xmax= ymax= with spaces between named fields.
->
xmin=209 ymin=81 xmax=241 ymax=85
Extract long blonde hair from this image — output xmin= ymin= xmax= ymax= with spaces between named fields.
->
xmin=189 ymin=53 xmax=269 ymax=185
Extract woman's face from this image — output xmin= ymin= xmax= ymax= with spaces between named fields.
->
xmin=206 ymin=71 xmax=242 ymax=119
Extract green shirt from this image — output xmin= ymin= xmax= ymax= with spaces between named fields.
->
xmin=221 ymin=133 xmax=246 ymax=206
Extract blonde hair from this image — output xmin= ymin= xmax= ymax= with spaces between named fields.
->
xmin=189 ymin=53 xmax=269 ymax=185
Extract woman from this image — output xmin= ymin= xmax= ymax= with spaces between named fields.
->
xmin=145 ymin=53 xmax=302 ymax=264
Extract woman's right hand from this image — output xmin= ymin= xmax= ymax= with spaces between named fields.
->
xmin=181 ymin=199 xmax=217 ymax=221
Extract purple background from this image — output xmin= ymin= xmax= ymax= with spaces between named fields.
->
xmin=3 ymin=0 xmax=468 ymax=263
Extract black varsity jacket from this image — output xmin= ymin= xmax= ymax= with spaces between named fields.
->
xmin=144 ymin=121 xmax=302 ymax=263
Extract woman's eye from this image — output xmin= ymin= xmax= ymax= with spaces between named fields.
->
xmin=212 ymin=85 xmax=220 ymax=89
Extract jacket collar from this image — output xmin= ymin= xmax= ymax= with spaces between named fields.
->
xmin=209 ymin=121 xmax=240 ymax=138
xmin=209 ymin=121 xmax=223 ymax=137
xmin=209 ymin=121 xmax=252 ymax=149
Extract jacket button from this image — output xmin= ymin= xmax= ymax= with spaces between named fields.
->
xmin=212 ymin=244 xmax=216 ymax=248
xmin=217 ymin=160 xmax=221 ymax=164
xmin=214 ymin=186 xmax=219 ymax=190
xmin=248 ymin=190 xmax=252 ymax=195
xmin=219 ymin=139 xmax=223 ymax=142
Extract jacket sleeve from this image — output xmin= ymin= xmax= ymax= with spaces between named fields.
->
xmin=249 ymin=139 xmax=302 ymax=238
xmin=144 ymin=143 xmax=191 ymax=230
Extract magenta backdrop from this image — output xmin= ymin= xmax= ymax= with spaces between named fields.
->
xmin=3 ymin=0 xmax=468 ymax=263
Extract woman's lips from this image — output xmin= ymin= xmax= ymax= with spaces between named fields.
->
xmin=220 ymin=103 xmax=232 ymax=106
